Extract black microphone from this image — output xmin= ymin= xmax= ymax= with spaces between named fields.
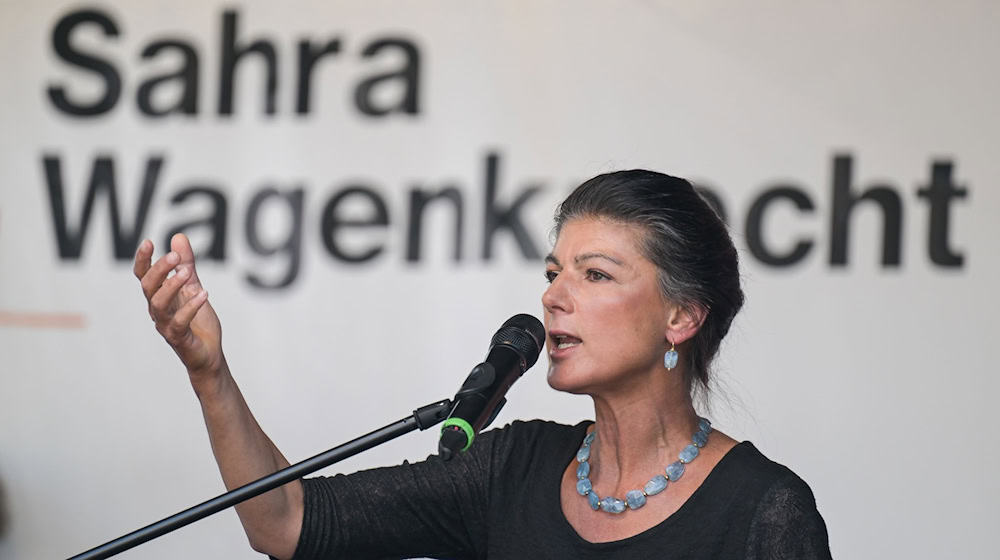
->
xmin=438 ymin=313 xmax=545 ymax=460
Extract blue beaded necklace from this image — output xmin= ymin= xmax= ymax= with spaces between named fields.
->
xmin=575 ymin=417 xmax=712 ymax=513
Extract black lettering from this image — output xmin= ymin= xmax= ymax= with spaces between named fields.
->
xmin=830 ymin=154 xmax=903 ymax=267
xmin=218 ymin=10 xmax=277 ymax=115
xmin=745 ymin=185 xmax=815 ymax=266
xmin=355 ymin=38 xmax=420 ymax=116
xmin=47 ymin=9 xmax=122 ymax=116
xmin=244 ymin=187 xmax=304 ymax=288
xmin=43 ymin=154 xmax=161 ymax=259
xmin=481 ymin=152 xmax=541 ymax=260
xmin=320 ymin=186 xmax=389 ymax=262
xmin=137 ymin=40 xmax=199 ymax=116
xmin=406 ymin=186 xmax=464 ymax=262
xmin=917 ymin=161 xmax=967 ymax=267
xmin=295 ymin=38 xmax=341 ymax=114
xmin=164 ymin=186 xmax=228 ymax=260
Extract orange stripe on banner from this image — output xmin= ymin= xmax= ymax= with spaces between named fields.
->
xmin=0 ymin=311 xmax=86 ymax=329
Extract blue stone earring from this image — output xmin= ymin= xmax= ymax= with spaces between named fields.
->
xmin=664 ymin=341 xmax=678 ymax=370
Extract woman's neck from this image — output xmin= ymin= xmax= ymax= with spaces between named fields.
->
xmin=587 ymin=372 xmax=700 ymax=493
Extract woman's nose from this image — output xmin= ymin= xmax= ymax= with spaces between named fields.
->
xmin=542 ymin=277 xmax=570 ymax=314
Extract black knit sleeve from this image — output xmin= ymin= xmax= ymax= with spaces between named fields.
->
xmin=745 ymin=474 xmax=832 ymax=560
xmin=287 ymin=429 xmax=501 ymax=560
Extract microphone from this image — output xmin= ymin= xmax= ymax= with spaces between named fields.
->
xmin=438 ymin=313 xmax=545 ymax=460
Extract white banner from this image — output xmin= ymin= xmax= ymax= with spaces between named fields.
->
xmin=1 ymin=2 xmax=996 ymax=558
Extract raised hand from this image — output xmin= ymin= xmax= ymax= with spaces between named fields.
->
xmin=134 ymin=233 xmax=225 ymax=384
xmin=133 ymin=234 xmax=302 ymax=558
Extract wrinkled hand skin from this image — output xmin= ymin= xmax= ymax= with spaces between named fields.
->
xmin=134 ymin=233 xmax=225 ymax=386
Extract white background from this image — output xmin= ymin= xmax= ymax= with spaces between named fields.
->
xmin=1 ymin=1 xmax=998 ymax=558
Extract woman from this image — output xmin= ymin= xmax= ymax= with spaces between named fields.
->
xmin=134 ymin=170 xmax=831 ymax=559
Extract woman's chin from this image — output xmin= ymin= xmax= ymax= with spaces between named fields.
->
xmin=546 ymin=365 xmax=591 ymax=395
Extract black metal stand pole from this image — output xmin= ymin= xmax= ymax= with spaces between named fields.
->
xmin=67 ymin=399 xmax=452 ymax=560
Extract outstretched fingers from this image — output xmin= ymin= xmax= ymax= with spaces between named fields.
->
xmin=133 ymin=234 xmax=220 ymax=375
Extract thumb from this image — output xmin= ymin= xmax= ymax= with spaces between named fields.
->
xmin=170 ymin=232 xmax=203 ymax=286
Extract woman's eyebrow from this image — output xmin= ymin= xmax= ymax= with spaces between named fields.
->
xmin=574 ymin=252 xmax=624 ymax=266
xmin=545 ymin=252 xmax=624 ymax=267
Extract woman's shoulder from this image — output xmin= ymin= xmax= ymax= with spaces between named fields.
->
xmin=724 ymin=442 xmax=798 ymax=476
xmin=483 ymin=418 xmax=591 ymax=443
xmin=712 ymin=443 xmax=831 ymax=558
xmin=481 ymin=419 xmax=593 ymax=446
xmin=714 ymin=442 xmax=818 ymax=502
xmin=477 ymin=419 xmax=590 ymax=469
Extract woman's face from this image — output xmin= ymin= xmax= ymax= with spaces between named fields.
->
xmin=542 ymin=217 xmax=672 ymax=396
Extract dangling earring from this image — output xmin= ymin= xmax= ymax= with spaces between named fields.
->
xmin=664 ymin=340 xmax=678 ymax=370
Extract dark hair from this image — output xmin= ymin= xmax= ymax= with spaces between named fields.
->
xmin=553 ymin=170 xmax=744 ymax=393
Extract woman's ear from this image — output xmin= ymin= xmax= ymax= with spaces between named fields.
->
xmin=665 ymin=303 xmax=707 ymax=345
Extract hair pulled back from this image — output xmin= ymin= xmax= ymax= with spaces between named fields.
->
xmin=553 ymin=170 xmax=744 ymax=392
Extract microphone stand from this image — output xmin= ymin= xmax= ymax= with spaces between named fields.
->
xmin=67 ymin=399 xmax=453 ymax=560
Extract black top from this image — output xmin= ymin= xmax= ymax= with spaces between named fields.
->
xmin=289 ymin=420 xmax=831 ymax=559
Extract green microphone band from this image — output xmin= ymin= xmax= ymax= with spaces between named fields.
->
xmin=442 ymin=418 xmax=475 ymax=452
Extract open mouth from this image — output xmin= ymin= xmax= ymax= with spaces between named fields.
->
xmin=552 ymin=334 xmax=582 ymax=349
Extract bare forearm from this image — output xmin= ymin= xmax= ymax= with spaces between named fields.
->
xmin=134 ymin=236 xmax=302 ymax=558
xmin=193 ymin=364 xmax=303 ymax=558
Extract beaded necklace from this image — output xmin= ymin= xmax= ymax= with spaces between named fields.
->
xmin=575 ymin=417 xmax=712 ymax=513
